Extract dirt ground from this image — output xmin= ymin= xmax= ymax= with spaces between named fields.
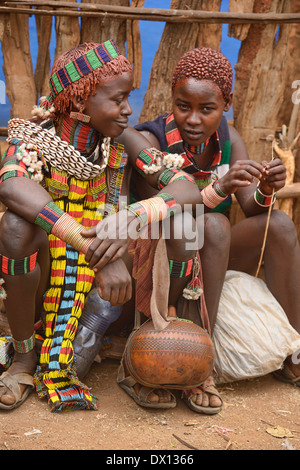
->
xmin=0 ymin=355 xmax=299 ymax=452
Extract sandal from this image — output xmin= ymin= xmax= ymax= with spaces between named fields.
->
xmin=182 ymin=376 xmax=223 ymax=415
xmin=273 ymin=363 xmax=300 ymax=387
xmin=117 ymin=360 xmax=176 ymax=409
xmin=0 ymin=371 xmax=34 ymax=410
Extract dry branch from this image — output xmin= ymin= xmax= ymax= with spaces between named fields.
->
xmin=2 ymin=2 xmax=300 ymax=23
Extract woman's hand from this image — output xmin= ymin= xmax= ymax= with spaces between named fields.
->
xmin=95 ymin=258 xmax=132 ymax=306
xmin=258 ymin=158 xmax=286 ymax=194
xmin=217 ymin=160 xmax=264 ymax=195
xmin=81 ymin=209 xmax=139 ymax=271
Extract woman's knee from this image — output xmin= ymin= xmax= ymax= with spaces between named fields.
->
xmin=201 ymin=212 xmax=231 ymax=251
xmin=268 ymin=209 xmax=299 ymax=248
xmin=0 ymin=210 xmax=47 ymax=257
xmin=165 ymin=211 xmax=198 ymax=260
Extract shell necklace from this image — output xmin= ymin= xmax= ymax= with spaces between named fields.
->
xmin=8 ymin=118 xmax=111 ymax=181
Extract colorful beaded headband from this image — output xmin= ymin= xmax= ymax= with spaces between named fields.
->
xmin=49 ymin=39 xmax=121 ymax=98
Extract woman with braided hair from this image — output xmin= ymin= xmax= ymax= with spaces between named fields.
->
xmin=134 ymin=47 xmax=300 ymax=413
xmin=0 ymin=40 xmax=203 ymax=412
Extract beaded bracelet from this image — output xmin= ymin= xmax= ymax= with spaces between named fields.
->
xmin=254 ymin=185 xmax=277 ymax=207
xmin=126 ymin=193 xmax=177 ymax=230
xmin=201 ymin=182 xmax=227 ymax=209
xmin=51 ymin=213 xmax=95 ymax=254
xmin=214 ymin=181 xmax=228 ymax=198
xmin=36 ymin=202 xmax=95 ymax=254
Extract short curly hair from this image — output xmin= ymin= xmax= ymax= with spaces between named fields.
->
xmin=40 ymin=42 xmax=132 ymax=116
xmin=172 ymin=47 xmax=233 ymax=104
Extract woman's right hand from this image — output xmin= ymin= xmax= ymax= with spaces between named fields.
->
xmin=217 ymin=160 xmax=263 ymax=195
xmin=95 ymin=257 xmax=132 ymax=306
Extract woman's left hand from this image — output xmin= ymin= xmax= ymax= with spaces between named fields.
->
xmin=258 ymin=158 xmax=286 ymax=194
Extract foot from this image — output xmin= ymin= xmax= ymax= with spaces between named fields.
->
xmin=0 ymin=349 xmax=37 ymax=406
xmin=124 ymin=363 xmax=174 ymax=405
xmin=189 ymin=388 xmax=222 ymax=408
xmin=182 ymin=375 xmax=223 ymax=414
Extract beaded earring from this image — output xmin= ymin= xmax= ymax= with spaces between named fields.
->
xmin=69 ymin=110 xmax=91 ymax=123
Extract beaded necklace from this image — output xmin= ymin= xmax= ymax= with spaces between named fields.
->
xmin=55 ymin=113 xmax=99 ymax=158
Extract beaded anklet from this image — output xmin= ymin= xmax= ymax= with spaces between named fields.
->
xmin=254 ymin=185 xmax=276 ymax=207
xmin=0 ymin=250 xmax=38 ymax=276
xmin=12 ymin=332 xmax=35 ymax=354
xmin=169 ymin=258 xmax=194 ymax=278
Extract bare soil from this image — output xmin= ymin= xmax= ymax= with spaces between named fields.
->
xmin=0 ymin=356 xmax=299 ymax=452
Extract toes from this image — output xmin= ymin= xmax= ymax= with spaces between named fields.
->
xmin=0 ymin=390 xmax=16 ymax=405
xmin=191 ymin=392 xmax=221 ymax=408
xmin=156 ymin=389 xmax=172 ymax=403
xmin=201 ymin=393 xmax=210 ymax=407
xmin=210 ymin=394 xmax=222 ymax=408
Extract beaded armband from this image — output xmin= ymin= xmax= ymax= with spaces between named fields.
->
xmin=1 ymin=140 xmax=45 ymax=183
xmin=126 ymin=193 xmax=177 ymax=230
xmin=136 ymin=148 xmax=185 ymax=176
xmin=254 ymin=185 xmax=276 ymax=207
xmin=35 ymin=201 xmax=65 ymax=233
xmin=201 ymin=182 xmax=228 ymax=209
xmin=0 ymin=159 xmax=30 ymax=184
xmin=157 ymin=168 xmax=194 ymax=189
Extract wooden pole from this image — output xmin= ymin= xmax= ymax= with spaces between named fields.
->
xmin=2 ymin=3 xmax=300 ymax=23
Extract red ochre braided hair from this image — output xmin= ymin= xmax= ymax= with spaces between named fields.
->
xmin=34 ymin=41 xmax=132 ymax=118
xmin=172 ymin=47 xmax=233 ymax=104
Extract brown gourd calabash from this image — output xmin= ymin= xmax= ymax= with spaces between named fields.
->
xmin=124 ymin=318 xmax=215 ymax=389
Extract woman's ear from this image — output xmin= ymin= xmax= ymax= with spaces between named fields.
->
xmin=71 ymin=96 xmax=86 ymax=112
xmin=69 ymin=96 xmax=91 ymax=123
xmin=224 ymin=92 xmax=233 ymax=112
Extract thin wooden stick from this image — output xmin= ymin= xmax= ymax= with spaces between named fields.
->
xmin=254 ymin=141 xmax=275 ymax=279
xmin=2 ymin=3 xmax=300 ymax=23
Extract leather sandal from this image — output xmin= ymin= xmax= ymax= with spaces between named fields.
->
xmin=117 ymin=360 xmax=176 ymax=409
xmin=0 ymin=371 xmax=34 ymax=410
xmin=182 ymin=375 xmax=223 ymax=415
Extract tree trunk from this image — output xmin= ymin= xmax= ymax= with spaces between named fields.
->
xmin=139 ymin=0 xmax=222 ymax=123
xmin=34 ymin=6 xmax=52 ymax=98
xmin=0 ymin=9 xmax=36 ymax=119
xmin=126 ymin=0 xmax=144 ymax=90
xmin=80 ymin=0 xmax=129 ymax=56
xmin=232 ymin=0 xmax=290 ymax=163
xmin=54 ymin=0 xmax=80 ymax=61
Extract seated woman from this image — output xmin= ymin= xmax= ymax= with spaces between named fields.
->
xmin=0 ymin=40 xmax=203 ymax=412
xmin=133 ymin=47 xmax=300 ymax=412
